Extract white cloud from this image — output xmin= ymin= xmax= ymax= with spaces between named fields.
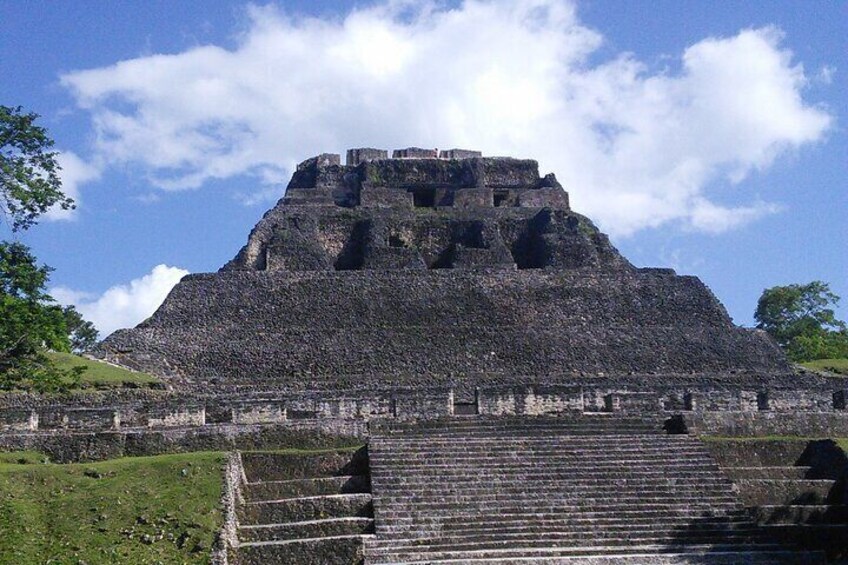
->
xmin=60 ymin=1 xmax=832 ymax=236
xmin=52 ymin=264 xmax=189 ymax=337
xmin=44 ymin=151 xmax=101 ymax=221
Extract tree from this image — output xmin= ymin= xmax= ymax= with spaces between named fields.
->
xmin=755 ymin=281 xmax=848 ymax=362
xmin=63 ymin=305 xmax=99 ymax=352
xmin=1 ymin=105 xmax=74 ymax=232
xmin=0 ymin=242 xmax=84 ymax=391
xmin=0 ymin=105 xmax=92 ymax=391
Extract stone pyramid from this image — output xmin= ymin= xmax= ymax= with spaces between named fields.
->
xmin=96 ymin=147 xmax=789 ymax=392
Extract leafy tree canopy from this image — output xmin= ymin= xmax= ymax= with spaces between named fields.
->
xmin=1 ymin=105 xmax=73 ymax=232
xmin=0 ymin=242 xmax=90 ymax=391
xmin=755 ymin=281 xmax=848 ymax=362
xmin=0 ymin=105 xmax=96 ymax=391
xmin=63 ymin=305 xmax=99 ymax=353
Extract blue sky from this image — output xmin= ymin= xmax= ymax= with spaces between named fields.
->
xmin=1 ymin=0 xmax=845 ymax=336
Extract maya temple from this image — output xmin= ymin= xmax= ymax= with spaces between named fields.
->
xmin=2 ymin=147 xmax=847 ymax=564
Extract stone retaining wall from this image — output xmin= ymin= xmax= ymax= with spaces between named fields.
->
xmin=2 ymin=381 xmax=846 ymax=440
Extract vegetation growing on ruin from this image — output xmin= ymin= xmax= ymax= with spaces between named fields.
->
xmin=0 ymin=451 xmax=225 ymax=564
xmin=45 ymin=351 xmax=159 ymax=388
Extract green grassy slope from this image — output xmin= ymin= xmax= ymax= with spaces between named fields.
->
xmin=0 ymin=451 xmax=225 ymax=564
xmin=801 ymin=358 xmax=848 ymax=376
xmin=46 ymin=351 xmax=159 ymax=387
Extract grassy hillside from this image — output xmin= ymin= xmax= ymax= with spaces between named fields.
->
xmin=801 ymin=358 xmax=848 ymax=376
xmin=46 ymin=351 xmax=160 ymax=387
xmin=0 ymin=451 xmax=225 ymax=564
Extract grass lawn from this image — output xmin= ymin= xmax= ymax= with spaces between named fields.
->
xmin=0 ymin=451 xmax=225 ymax=564
xmin=801 ymin=358 xmax=848 ymax=376
xmin=46 ymin=351 xmax=160 ymax=388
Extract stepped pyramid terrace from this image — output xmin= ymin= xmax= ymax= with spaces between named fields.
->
xmin=2 ymin=148 xmax=848 ymax=563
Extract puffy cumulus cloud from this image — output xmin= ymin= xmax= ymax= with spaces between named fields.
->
xmin=60 ymin=1 xmax=832 ymax=236
xmin=52 ymin=264 xmax=189 ymax=337
xmin=44 ymin=151 xmax=101 ymax=221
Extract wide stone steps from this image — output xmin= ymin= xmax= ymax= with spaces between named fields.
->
xmin=378 ymin=507 xmax=750 ymax=528
xmin=376 ymin=495 xmax=742 ymax=508
xmin=373 ymin=470 xmax=734 ymax=483
xmin=380 ymin=513 xmax=756 ymax=533
xmin=364 ymin=542 xmax=802 ymax=564
xmin=367 ymin=532 xmax=772 ymax=553
xmin=393 ymin=523 xmax=762 ymax=539
xmin=374 ymin=488 xmax=736 ymax=502
xmin=371 ymin=460 xmax=726 ymax=472
xmin=365 ymin=417 xmax=822 ymax=565
xmin=363 ymin=550 xmax=824 ymax=565
xmin=372 ymin=475 xmax=735 ymax=486
xmin=372 ymin=454 xmax=715 ymax=463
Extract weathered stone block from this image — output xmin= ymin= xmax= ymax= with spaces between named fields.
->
xmin=439 ymin=148 xmax=482 ymax=159
xmin=360 ymin=186 xmax=413 ymax=208
xmin=392 ymin=147 xmax=437 ymax=159
xmin=232 ymin=402 xmax=286 ymax=425
xmin=453 ymin=187 xmax=492 ymax=208
xmin=147 ymin=405 xmax=205 ymax=428
xmin=0 ymin=409 xmax=37 ymax=432
xmin=347 ymin=147 xmax=388 ymax=165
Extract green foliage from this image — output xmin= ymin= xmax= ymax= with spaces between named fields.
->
xmin=0 ymin=105 xmax=72 ymax=232
xmin=62 ymin=305 xmax=99 ymax=352
xmin=755 ymin=281 xmax=848 ymax=362
xmin=0 ymin=106 xmax=98 ymax=391
xmin=0 ymin=242 xmax=87 ymax=392
xmin=786 ymin=330 xmax=848 ymax=363
xmin=0 ymin=451 xmax=225 ymax=564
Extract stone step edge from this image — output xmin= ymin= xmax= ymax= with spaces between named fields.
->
xmin=379 ymin=517 xmax=756 ymax=529
xmin=243 ymin=474 xmax=364 ymax=487
xmin=363 ymin=542 xmax=789 ymax=558
xmin=239 ymin=533 xmax=375 ymax=548
xmin=239 ymin=516 xmax=374 ymax=530
xmin=370 ymin=531 xmax=767 ymax=547
xmin=244 ymin=493 xmax=372 ymax=506
xmin=370 ymin=549 xmax=826 ymax=565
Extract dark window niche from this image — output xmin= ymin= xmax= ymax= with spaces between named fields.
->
xmin=834 ymin=391 xmax=846 ymax=410
xmin=453 ymin=402 xmax=478 ymax=416
xmin=413 ymin=188 xmax=436 ymax=208
xmin=388 ymin=234 xmax=407 ymax=248
xmin=683 ymin=392 xmax=695 ymax=411
xmin=493 ymin=191 xmax=509 ymax=207
xmin=288 ymin=409 xmax=318 ymax=420
xmin=756 ymin=391 xmax=770 ymax=411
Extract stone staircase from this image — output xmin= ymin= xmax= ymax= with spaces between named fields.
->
xmin=709 ymin=438 xmax=848 ymax=562
xmin=231 ymin=449 xmax=374 ymax=564
xmin=365 ymin=416 xmax=825 ymax=564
